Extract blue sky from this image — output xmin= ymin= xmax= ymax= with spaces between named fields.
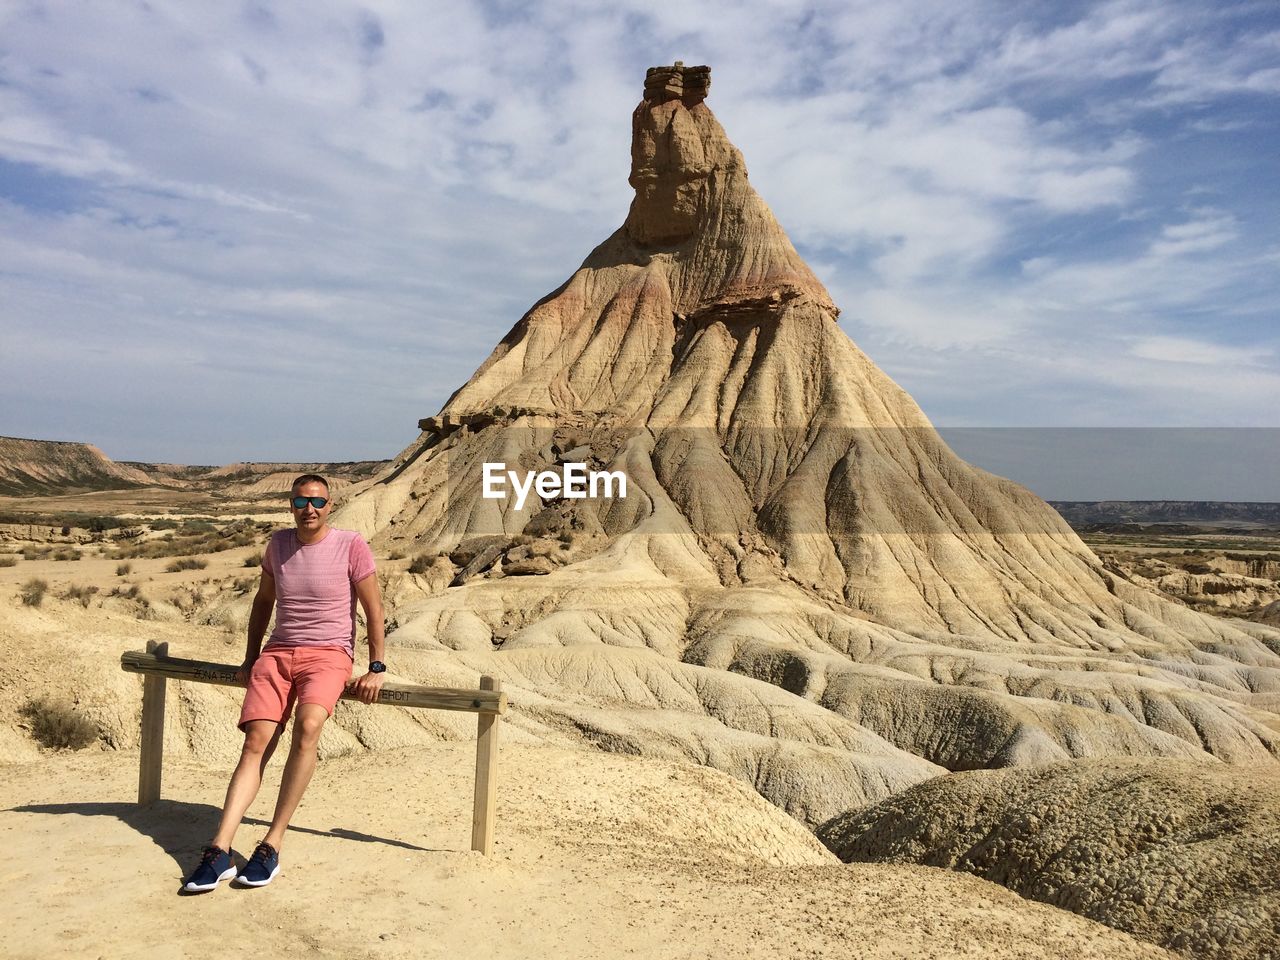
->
xmin=1 ymin=1 xmax=1277 ymax=498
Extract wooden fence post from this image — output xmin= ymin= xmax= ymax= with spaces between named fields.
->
xmin=137 ymin=640 xmax=168 ymax=806
xmin=123 ymin=648 xmax=506 ymax=853
xmin=471 ymin=675 xmax=501 ymax=855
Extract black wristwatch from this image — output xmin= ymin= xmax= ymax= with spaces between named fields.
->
xmin=369 ymin=661 xmax=386 ymax=674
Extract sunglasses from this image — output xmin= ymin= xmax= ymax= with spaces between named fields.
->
xmin=291 ymin=496 xmax=329 ymax=509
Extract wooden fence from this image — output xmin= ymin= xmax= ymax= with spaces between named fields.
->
xmin=120 ymin=640 xmax=508 ymax=855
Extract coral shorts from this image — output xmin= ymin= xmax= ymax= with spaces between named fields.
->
xmin=238 ymin=645 xmax=353 ymax=729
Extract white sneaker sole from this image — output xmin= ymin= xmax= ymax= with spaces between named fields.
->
xmin=183 ymin=865 xmax=237 ymax=893
xmin=235 ymin=863 xmax=280 ymax=887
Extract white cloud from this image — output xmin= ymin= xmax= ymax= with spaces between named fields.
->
xmin=1016 ymin=208 xmax=1247 ymax=313
xmin=851 ymin=287 xmax=1030 ymax=350
xmin=1130 ymin=336 xmax=1267 ymax=366
xmin=1148 ymin=211 xmax=1238 ymax=257
xmin=0 ymin=0 xmax=1277 ymax=464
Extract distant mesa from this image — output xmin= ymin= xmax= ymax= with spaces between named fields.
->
xmin=0 ymin=435 xmax=384 ymax=499
xmin=1051 ymin=500 xmax=1280 ymax=529
xmin=0 ymin=436 xmax=156 ymax=496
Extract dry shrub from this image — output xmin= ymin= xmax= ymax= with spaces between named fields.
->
xmin=105 ymin=583 xmax=150 ymax=619
xmin=19 ymin=578 xmax=48 ymax=607
xmin=243 ymin=551 xmax=262 ymax=568
xmin=0 ymin=555 xmax=16 ymax=567
xmin=62 ymin=584 xmax=99 ymax=608
xmin=408 ymin=553 xmax=437 ymax=575
xmin=20 ymin=697 xmax=99 ymax=750
xmin=52 ymin=546 xmax=82 ymax=561
xmin=114 ymin=519 xmax=267 ymax=560
xmin=166 ymin=557 xmax=208 ymax=572
xmin=116 ymin=561 xmax=132 ymax=576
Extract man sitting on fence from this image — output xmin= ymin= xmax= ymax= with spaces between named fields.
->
xmin=183 ymin=473 xmax=386 ymax=892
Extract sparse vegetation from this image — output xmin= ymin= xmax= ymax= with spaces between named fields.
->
xmin=0 ymin=510 xmax=134 ymax=532
xmin=173 ymin=584 xmax=207 ymax=613
xmin=113 ymin=518 xmax=268 ymax=561
xmin=116 ymin=561 xmax=132 ymax=576
xmin=387 ymin=550 xmax=406 ymax=561
xmin=408 ymin=553 xmax=437 ymax=575
xmin=19 ymin=578 xmax=48 ymax=607
xmin=19 ymin=697 xmax=98 ymax=750
xmin=19 ymin=543 xmax=75 ymax=561
xmin=166 ymin=557 xmax=208 ymax=572
xmin=107 ymin=582 xmax=151 ymax=617
xmin=0 ymin=555 xmax=16 ymax=567
xmin=243 ymin=551 xmax=262 ymax=568
xmin=62 ymin=584 xmax=99 ymax=608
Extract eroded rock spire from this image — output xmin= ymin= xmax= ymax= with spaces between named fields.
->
xmin=337 ymin=68 xmax=1280 ymax=800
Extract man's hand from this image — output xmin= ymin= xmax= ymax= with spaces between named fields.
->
xmin=234 ymin=658 xmax=257 ymax=684
xmin=348 ymin=670 xmax=386 ymax=704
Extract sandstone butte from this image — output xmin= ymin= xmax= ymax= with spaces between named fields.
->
xmin=311 ymin=63 xmax=1278 ymax=957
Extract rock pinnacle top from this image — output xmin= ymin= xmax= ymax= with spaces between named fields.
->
xmin=642 ymin=61 xmax=711 ymax=104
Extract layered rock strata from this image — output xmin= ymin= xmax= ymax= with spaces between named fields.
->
xmin=337 ymin=65 xmax=1280 ymax=816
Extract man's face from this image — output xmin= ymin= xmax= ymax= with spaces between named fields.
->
xmin=290 ymin=481 xmax=332 ymax=534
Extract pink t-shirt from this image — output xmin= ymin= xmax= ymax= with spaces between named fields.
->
xmin=262 ymin=527 xmax=376 ymax=660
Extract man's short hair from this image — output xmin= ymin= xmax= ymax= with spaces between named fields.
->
xmin=291 ymin=473 xmax=329 ymax=494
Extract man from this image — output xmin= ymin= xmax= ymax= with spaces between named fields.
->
xmin=183 ymin=473 xmax=386 ymax=892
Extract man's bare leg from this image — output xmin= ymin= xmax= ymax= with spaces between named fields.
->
xmin=261 ymin=702 xmax=329 ymax=851
xmin=210 ymin=720 xmax=283 ymax=852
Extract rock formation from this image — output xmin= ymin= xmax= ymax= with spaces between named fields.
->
xmin=337 ymin=64 xmax=1280 ymax=820
xmin=0 ymin=436 xmax=157 ymax=494
xmin=820 ymin=758 xmax=1280 ymax=960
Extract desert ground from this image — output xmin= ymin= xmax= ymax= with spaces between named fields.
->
xmin=1 ymin=484 xmax=1276 ymax=959
xmin=3 ymin=742 xmax=1177 ymax=960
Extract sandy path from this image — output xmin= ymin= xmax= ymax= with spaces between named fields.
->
xmin=0 ymin=742 xmax=1173 ymax=960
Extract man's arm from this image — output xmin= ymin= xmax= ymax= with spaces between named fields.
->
xmin=348 ymin=573 xmax=386 ymax=704
xmin=236 ymin=570 xmax=276 ymax=683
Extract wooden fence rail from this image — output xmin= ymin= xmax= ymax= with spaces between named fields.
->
xmin=120 ymin=640 xmax=507 ymax=855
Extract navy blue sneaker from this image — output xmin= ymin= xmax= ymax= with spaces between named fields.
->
xmin=236 ymin=841 xmax=280 ymax=887
xmin=183 ymin=845 xmax=236 ymax=893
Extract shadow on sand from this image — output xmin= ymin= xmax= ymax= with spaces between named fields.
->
xmin=10 ymin=798 xmax=440 ymax=885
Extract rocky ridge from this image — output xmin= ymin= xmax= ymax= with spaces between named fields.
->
xmin=0 ymin=436 xmax=158 ymax=495
xmin=819 ymin=759 xmax=1280 ymax=960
